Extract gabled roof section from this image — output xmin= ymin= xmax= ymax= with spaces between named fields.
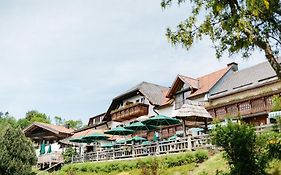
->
xmin=114 ymin=81 xmax=170 ymax=106
xmin=210 ymin=61 xmax=278 ymax=98
xmin=23 ymin=122 xmax=74 ymax=135
xmin=103 ymin=82 xmax=170 ymax=121
xmin=167 ymin=67 xmax=231 ymax=98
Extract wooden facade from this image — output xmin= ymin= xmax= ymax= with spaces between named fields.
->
xmin=111 ymin=103 xmax=149 ymax=122
xmin=207 ymin=93 xmax=279 ymax=125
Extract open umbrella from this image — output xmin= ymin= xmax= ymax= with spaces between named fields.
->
xmin=125 ymin=121 xmax=158 ymax=131
xmin=142 ymin=115 xmax=180 ymax=126
xmin=101 ymin=142 xmax=114 ymax=148
xmin=82 ymin=132 xmax=109 ymax=141
xmin=128 ymin=136 xmax=147 ymax=142
xmin=69 ymin=137 xmax=88 ymax=143
xmin=104 ymin=127 xmax=134 ymax=135
xmin=142 ymin=141 xmax=153 ymax=145
xmin=39 ymin=141 xmax=46 ymax=155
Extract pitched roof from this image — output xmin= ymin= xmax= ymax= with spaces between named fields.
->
xmin=23 ymin=122 xmax=74 ymax=135
xmin=114 ymin=81 xmax=170 ymax=106
xmin=167 ymin=67 xmax=231 ymax=98
xmin=210 ymin=61 xmax=278 ymax=98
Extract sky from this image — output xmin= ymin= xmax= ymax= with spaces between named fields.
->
xmin=0 ymin=0 xmax=266 ymax=123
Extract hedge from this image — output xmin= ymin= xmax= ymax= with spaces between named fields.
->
xmin=60 ymin=150 xmax=208 ymax=174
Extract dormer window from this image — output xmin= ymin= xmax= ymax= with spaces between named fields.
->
xmin=175 ymin=90 xmax=190 ymax=109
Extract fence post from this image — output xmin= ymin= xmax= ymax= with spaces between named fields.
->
xmin=132 ymin=145 xmax=135 ymax=157
xmin=71 ymin=155 xmax=73 ymax=163
xmin=187 ymin=135 xmax=192 ymax=151
xmin=113 ymin=147 xmax=115 ymax=160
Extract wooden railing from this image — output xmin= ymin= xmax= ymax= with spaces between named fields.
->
xmin=37 ymin=151 xmax=64 ymax=164
xmin=111 ymin=103 xmax=149 ymax=122
xmin=72 ymin=134 xmax=211 ymax=163
xmin=71 ymin=124 xmax=275 ymax=163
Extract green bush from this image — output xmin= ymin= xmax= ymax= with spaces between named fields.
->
xmin=195 ymin=150 xmax=208 ymax=163
xmin=0 ymin=125 xmax=36 ymax=175
xmin=211 ymin=121 xmax=267 ymax=175
xmin=63 ymin=147 xmax=78 ymax=164
xmin=60 ymin=150 xmax=208 ymax=174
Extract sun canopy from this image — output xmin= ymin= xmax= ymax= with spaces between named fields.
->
xmin=69 ymin=137 xmax=88 ymax=143
xmin=101 ymin=142 xmax=114 ymax=148
xmin=142 ymin=115 xmax=181 ymax=126
xmin=125 ymin=121 xmax=158 ymax=131
xmin=128 ymin=136 xmax=147 ymax=142
xmin=142 ymin=141 xmax=153 ymax=145
xmin=104 ymin=127 xmax=134 ymax=136
xmin=82 ymin=132 xmax=109 ymax=141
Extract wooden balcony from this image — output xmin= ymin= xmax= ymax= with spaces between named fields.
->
xmin=111 ymin=103 xmax=149 ymax=122
xmin=208 ymin=96 xmax=273 ymax=120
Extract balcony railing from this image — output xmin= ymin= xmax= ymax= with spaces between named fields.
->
xmin=37 ymin=151 xmax=64 ymax=164
xmin=111 ymin=103 xmax=149 ymax=122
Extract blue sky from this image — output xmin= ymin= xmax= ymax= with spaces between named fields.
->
xmin=0 ymin=0 xmax=265 ymax=123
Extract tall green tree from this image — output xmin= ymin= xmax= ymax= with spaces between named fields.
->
xmin=18 ymin=110 xmax=51 ymax=129
xmin=64 ymin=119 xmax=83 ymax=129
xmin=162 ymin=0 xmax=281 ymax=78
xmin=0 ymin=125 xmax=36 ymax=175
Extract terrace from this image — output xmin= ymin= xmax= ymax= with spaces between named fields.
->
xmin=71 ymin=124 xmax=274 ymax=163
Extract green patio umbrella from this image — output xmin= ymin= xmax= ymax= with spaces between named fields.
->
xmin=82 ymin=132 xmax=109 ymax=141
xmin=142 ymin=115 xmax=181 ymax=126
xmin=168 ymin=135 xmax=177 ymax=141
xmin=47 ymin=144 xmax=52 ymax=153
xmin=104 ymin=127 xmax=134 ymax=136
xmin=142 ymin=141 xmax=153 ymax=145
xmin=101 ymin=142 xmax=114 ymax=148
xmin=69 ymin=137 xmax=88 ymax=143
xmin=39 ymin=141 xmax=46 ymax=155
xmin=125 ymin=121 xmax=158 ymax=131
xmin=128 ymin=136 xmax=147 ymax=142
xmin=116 ymin=139 xmax=130 ymax=144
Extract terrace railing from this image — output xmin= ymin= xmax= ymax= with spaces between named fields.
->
xmin=71 ymin=124 xmax=274 ymax=163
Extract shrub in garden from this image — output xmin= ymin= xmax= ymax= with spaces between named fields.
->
xmin=61 ymin=150 xmax=208 ymax=174
xmin=62 ymin=147 xmax=77 ymax=163
xmin=211 ymin=121 xmax=266 ymax=175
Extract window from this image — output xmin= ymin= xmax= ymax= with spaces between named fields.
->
xmin=136 ymin=99 xmax=139 ymax=103
xmin=95 ymin=117 xmax=101 ymax=124
xmin=141 ymin=98 xmax=145 ymax=103
xmin=175 ymin=91 xmax=190 ymax=109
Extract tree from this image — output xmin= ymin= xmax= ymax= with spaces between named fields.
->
xmin=54 ymin=116 xmax=63 ymax=125
xmin=0 ymin=125 xmax=36 ymax=175
xmin=0 ymin=114 xmax=19 ymax=128
xmin=18 ymin=110 xmax=51 ymax=129
xmin=161 ymin=0 xmax=281 ymax=78
xmin=64 ymin=119 xmax=83 ymax=129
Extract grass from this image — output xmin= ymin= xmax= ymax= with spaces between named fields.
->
xmin=191 ymin=152 xmax=229 ymax=175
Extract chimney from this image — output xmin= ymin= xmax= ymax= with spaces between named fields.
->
xmin=227 ymin=62 xmax=238 ymax=71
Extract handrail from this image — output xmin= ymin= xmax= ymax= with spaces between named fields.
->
xmin=71 ymin=124 xmax=274 ymax=163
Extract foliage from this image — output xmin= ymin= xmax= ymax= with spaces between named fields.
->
xmin=64 ymin=120 xmax=83 ymax=129
xmin=54 ymin=116 xmax=64 ymax=125
xmin=161 ymin=0 xmax=281 ymax=78
xmin=211 ymin=121 xmax=267 ymax=175
xmin=63 ymin=147 xmax=78 ymax=163
xmin=18 ymin=110 xmax=51 ymax=129
xmin=0 ymin=114 xmax=20 ymax=128
xmin=257 ymin=131 xmax=281 ymax=160
xmin=0 ymin=125 xmax=36 ymax=175
xmin=60 ymin=150 xmax=208 ymax=174
xmin=272 ymin=95 xmax=281 ymax=112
